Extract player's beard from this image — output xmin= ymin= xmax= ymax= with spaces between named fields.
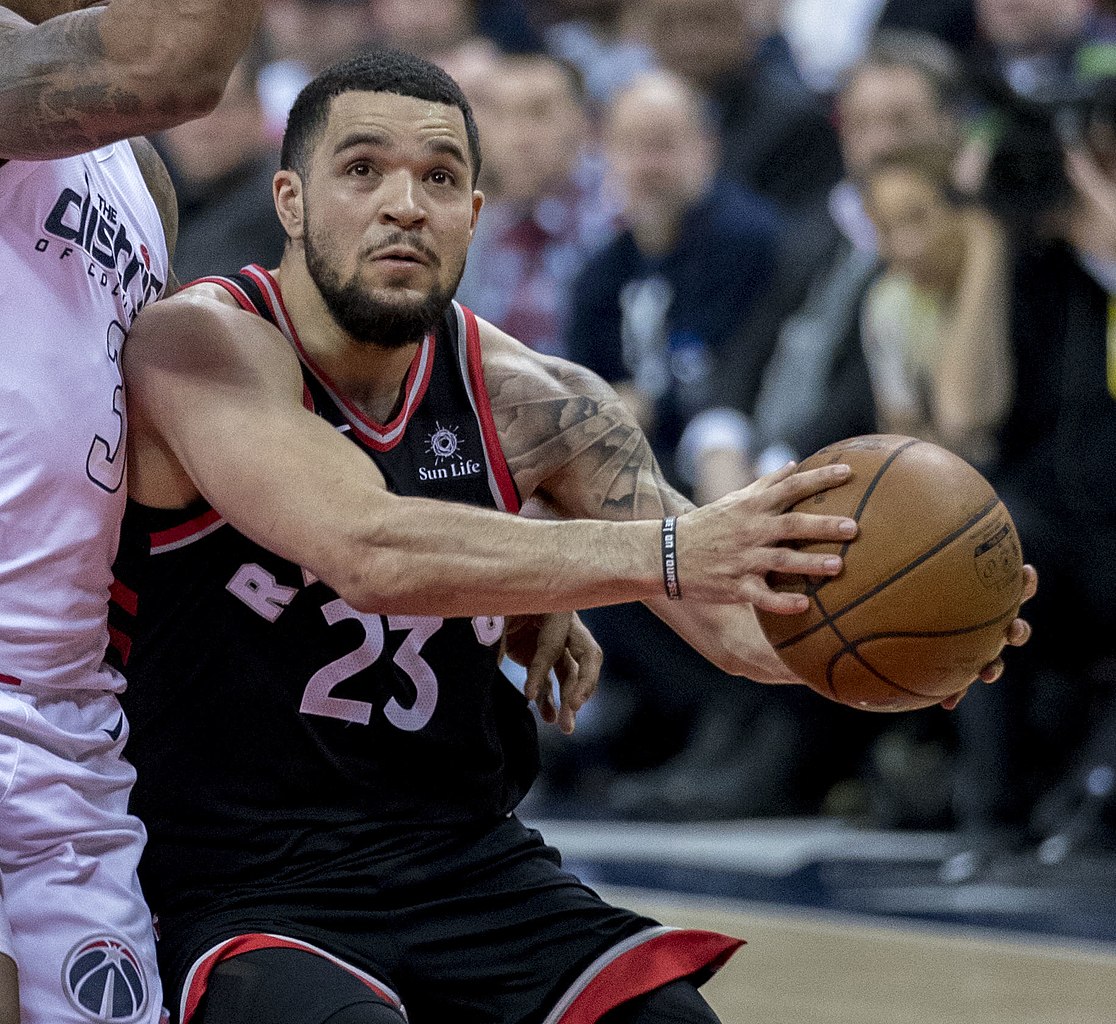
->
xmin=304 ymin=227 xmax=463 ymax=350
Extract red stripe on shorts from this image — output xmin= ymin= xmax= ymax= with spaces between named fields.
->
xmin=180 ymin=933 xmax=404 ymax=1023
xmin=548 ymin=928 xmax=744 ymax=1024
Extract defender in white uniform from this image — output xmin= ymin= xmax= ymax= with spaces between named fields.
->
xmin=0 ymin=142 xmax=169 ymax=1024
xmin=0 ymin=1 xmax=266 ymax=1020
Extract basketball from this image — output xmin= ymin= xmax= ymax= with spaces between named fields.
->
xmin=755 ymin=435 xmax=1025 ymax=712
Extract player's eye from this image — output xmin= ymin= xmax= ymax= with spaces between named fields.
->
xmin=347 ymin=162 xmax=374 ymax=177
xmin=427 ymin=169 xmax=456 ymax=186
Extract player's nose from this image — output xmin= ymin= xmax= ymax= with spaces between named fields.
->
xmin=378 ymin=170 xmax=426 ymax=229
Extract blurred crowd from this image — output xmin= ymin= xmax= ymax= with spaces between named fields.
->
xmin=161 ymin=0 xmax=1116 ymax=879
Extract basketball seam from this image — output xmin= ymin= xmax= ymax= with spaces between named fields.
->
xmin=805 ymin=438 xmax=921 ymax=599
xmin=775 ymin=495 xmax=1001 ymax=652
xmin=822 ymin=604 xmax=1019 ymax=703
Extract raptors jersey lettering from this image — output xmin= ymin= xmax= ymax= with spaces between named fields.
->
xmin=113 ymin=267 xmax=535 ymax=919
xmin=0 ymin=144 xmax=168 ymax=691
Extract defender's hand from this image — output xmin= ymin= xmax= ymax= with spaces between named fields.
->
xmin=677 ymin=461 xmax=858 ymax=610
xmin=506 ymin=612 xmax=603 ymax=735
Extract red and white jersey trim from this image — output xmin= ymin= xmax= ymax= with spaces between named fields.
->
xmin=542 ymin=926 xmax=744 ymax=1024
xmin=239 ymin=264 xmax=435 ymax=452
xmin=179 ymin=932 xmax=406 ymax=1023
xmin=149 ymin=508 xmax=226 ymax=555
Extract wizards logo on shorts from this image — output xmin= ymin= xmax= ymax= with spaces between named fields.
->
xmin=63 ymin=936 xmax=149 ymax=1022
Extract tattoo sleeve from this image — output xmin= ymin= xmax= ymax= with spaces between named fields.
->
xmin=487 ymin=349 xmax=695 ymax=522
xmin=0 ymin=1 xmax=264 ymax=161
xmin=0 ymin=10 xmax=144 ymax=159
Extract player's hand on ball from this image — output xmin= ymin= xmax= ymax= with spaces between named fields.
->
xmin=677 ymin=461 xmax=857 ymax=611
xmin=939 ymin=564 xmax=1038 ymax=710
xmin=506 ymin=612 xmax=603 ymax=734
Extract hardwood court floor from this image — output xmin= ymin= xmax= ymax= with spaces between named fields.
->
xmin=607 ymin=887 xmax=1116 ymax=1024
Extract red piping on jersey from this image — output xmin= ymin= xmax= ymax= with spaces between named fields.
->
xmin=241 ymin=264 xmax=435 ymax=452
xmin=109 ymin=579 xmax=138 ymax=616
xmin=149 ymin=507 xmax=224 ymax=553
xmin=0 ymin=673 xmax=20 ymax=687
xmin=108 ymin=625 xmax=132 ymax=666
xmin=190 ymin=275 xmax=317 ymax=414
xmin=180 ymin=934 xmax=405 ymax=1023
xmin=546 ymin=928 xmax=743 ymax=1024
xmin=460 ymin=307 xmax=521 ymax=514
xmin=190 ymin=276 xmax=257 ymax=314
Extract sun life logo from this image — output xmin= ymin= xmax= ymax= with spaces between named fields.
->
xmin=63 ymin=936 xmax=148 ymax=1023
xmin=425 ymin=422 xmax=460 ymax=463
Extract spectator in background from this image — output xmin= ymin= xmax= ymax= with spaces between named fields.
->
xmin=160 ymin=43 xmax=287 ymax=284
xmin=690 ymin=31 xmax=967 ymax=505
xmin=671 ymin=33 xmax=974 ymax=830
xmin=532 ymin=0 xmax=658 ymax=107
xmin=944 ymin=99 xmax=1116 ymax=877
xmin=972 ymin=0 xmax=1093 ymax=98
xmin=456 ymin=54 xmax=614 ymax=357
xmin=549 ymin=72 xmax=789 ymax=821
xmin=632 ymin=0 xmax=843 ymax=218
xmin=859 ymin=143 xmax=1013 ymax=467
xmin=567 ymin=71 xmax=783 ymax=485
xmin=367 ymin=0 xmax=525 ymax=70
xmin=258 ymin=0 xmax=375 ymax=136
xmin=876 ymin=0 xmax=978 ymax=51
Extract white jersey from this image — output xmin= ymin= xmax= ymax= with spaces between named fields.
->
xmin=0 ymin=143 xmax=168 ymax=692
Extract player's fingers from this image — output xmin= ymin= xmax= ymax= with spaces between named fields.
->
xmin=751 ymin=546 xmax=844 ymax=578
xmin=743 ymin=581 xmax=810 ymax=615
xmin=774 ymin=512 xmax=858 ymax=545
xmin=741 ymin=460 xmax=798 ymax=495
xmin=524 ymin=613 xmax=574 ymax=701
xmin=978 ymin=658 xmax=1005 ymax=684
xmin=765 ymin=462 xmax=851 ymax=509
xmin=536 ymin=673 xmax=559 ymax=724
xmin=557 ymin=652 xmax=587 ymax=735
xmin=1006 ymin=617 xmax=1031 ymax=647
xmin=564 ymin=614 xmax=603 ymax=686
xmin=1020 ymin=564 xmax=1038 ymax=603
xmin=940 ymin=688 xmax=967 ymax=710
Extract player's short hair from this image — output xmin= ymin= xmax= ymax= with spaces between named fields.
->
xmin=281 ymin=49 xmax=482 ymax=184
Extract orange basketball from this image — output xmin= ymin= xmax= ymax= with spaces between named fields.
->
xmin=755 ymin=435 xmax=1025 ymax=712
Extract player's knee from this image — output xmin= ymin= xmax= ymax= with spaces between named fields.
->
xmin=194 ymin=947 xmax=402 ymax=1024
xmin=600 ymin=979 xmax=722 ymax=1024
xmin=321 ymin=1003 xmax=406 ymax=1024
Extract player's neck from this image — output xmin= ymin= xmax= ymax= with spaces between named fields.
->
xmin=272 ymin=261 xmax=421 ymax=424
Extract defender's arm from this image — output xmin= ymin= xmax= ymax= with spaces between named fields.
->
xmin=0 ymin=0 xmax=265 ymax=160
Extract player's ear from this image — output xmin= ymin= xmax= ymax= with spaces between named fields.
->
xmin=274 ymin=170 xmax=306 ymax=242
xmin=469 ymin=190 xmax=484 ymax=240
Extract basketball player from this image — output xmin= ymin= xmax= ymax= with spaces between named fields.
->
xmin=112 ymin=52 xmax=1036 ymax=1024
xmin=0 ymin=2 xmax=265 ymax=1021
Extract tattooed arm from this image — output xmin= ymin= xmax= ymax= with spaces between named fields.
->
xmin=484 ymin=322 xmax=1038 ymax=687
xmin=483 ymin=323 xmax=853 ymax=682
xmin=0 ymin=0 xmax=265 ymax=160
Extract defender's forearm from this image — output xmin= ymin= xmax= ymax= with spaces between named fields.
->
xmin=0 ymin=0 xmax=264 ymax=160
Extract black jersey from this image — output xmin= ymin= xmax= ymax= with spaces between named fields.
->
xmin=111 ymin=265 xmax=537 ymax=920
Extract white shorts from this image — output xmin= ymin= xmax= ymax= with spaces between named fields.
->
xmin=0 ymin=686 xmax=166 ymax=1023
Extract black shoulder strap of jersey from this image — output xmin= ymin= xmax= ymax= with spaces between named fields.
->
xmin=193 ymin=269 xmax=278 ymax=331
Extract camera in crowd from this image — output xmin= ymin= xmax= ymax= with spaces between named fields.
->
xmin=974 ymin=46 xmax=1116 ymax=229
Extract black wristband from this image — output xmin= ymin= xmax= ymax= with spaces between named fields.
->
xmin=661 ymin=516 xmax=682 ymax=600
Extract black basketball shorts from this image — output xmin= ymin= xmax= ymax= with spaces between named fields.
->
xmin=159 ymin=816 xmax=742 ymax=1024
